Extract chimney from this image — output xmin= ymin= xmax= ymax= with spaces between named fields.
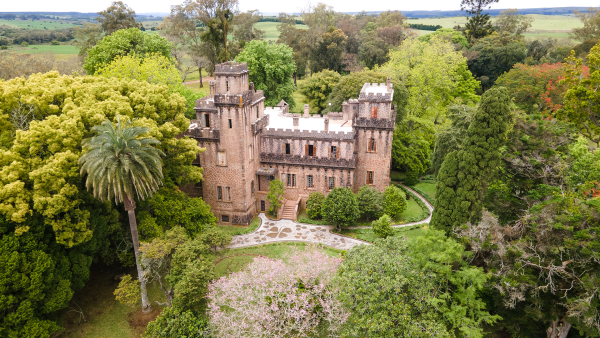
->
xmin=249 ymin=82 xmax=255 ymax=93
xmin=324 ymin=117 xmax=329 ymax=133
xmin=303 ymin=104 xmax=310 ymax=117
xmin=293 ymin=117 xmax=299 ymax=128
xmin=342 ymin=102 xmax=349 ymax=121
xmin=209 ymin=80 xmax=216 ymax=95
xmin=386 ymin=77 xmax=391 ymax=91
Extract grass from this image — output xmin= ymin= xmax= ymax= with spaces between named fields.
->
xmin=184 ymin=82 xmax=210 ymax=96
xmin=3 ymin=44 xmax=79 ymax=55
xmin=413 ymin=182 xmax=436 ymax=203
xmin=58 ymin=264 xmax=167 ymax=338
xmin=338 ymin=223 xmax=427 ymax=243
xmin=213 ymin=242 xmax=342 ymax=278
xmin=413 ymin=14 xmax=584 ymax=42
xmin=290 ymin=78 xmax=309 ymax=114
xmin=0 ymin=19 xmax=77 ymax=30
xmin=218 ymin=217 xmax=261 ymax=236
xmin=255 ymin=22 xmax=308 ymax=41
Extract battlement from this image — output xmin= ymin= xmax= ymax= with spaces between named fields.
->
xmin=252 ymin=114 xmax=269 ymax=135
xmin=214 ymin=61 xmax=248 ymax=75
xmin=260 ymin=153 xmax=358 ymax=169
xmin=214 ymin=91 xmax=253 ymax=106
xmin=184 ymin=122 xmax=220 ymax=141
xmin=194 ymin=95 xmax=215 ymax=109
xmin=358 ymin=92 xmax=393 ymax=102
xmin=262 ymin=128 xmax=355 ymax=140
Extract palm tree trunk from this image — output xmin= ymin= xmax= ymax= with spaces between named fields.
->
xmin=125 ymin=199 xmax=151 ymax=313
xmin=547 ymin=319 xmax=571 ymax=338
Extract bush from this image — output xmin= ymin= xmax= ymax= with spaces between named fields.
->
xmin=322 ymin=187 xmax=360 ymax=229
xmin=51 ymin=40 xmax=60 ymax=45
xmin=20 ymin=42 xmax=28 ymax=47
xmin=267 ymin=179 xmax=285 ymax=217
xmin=144 ymin=307 xmax=210 ymax=337
xmin=356 ymin=185 xmax=384 ymax=221
xmin=306 ymin=191 xmax=325 ymax=219
xmin=383 ymin=185 xmax=407 ymax=220
xmin=0 ymin=46 xmax=7 ymax=50
xmin=372 ymin=214 xmax=393 ymax=238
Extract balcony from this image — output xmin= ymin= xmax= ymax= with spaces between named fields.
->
xmin=260 ymin=153 xmax=358 ymax=169
xmin=183 ymin=128 xmax=220 ymax=141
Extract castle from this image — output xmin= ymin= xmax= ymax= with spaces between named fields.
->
xmin=180 ymin=61 xmax=396 ymax=225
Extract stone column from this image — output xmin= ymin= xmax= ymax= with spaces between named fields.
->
xmin=303 ymin=104 xmax=310 ymax=117
xmin=324 ymin=117 xmax=329 ymax=133
xmin=293 ymin=117 xmax=299 ymax=129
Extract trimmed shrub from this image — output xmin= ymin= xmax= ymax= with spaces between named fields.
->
xmin=306 ymin=191 xmax=325 ymax=219
xmin=383 ymin=185 xmax=407 ymax=220
xmin=322 ymin=187 xmax=360 ymax=229
xmin=372 ymin=214 xmax=393 ymax=238
xmin=356 ymin=185 xmax=384 ymax=221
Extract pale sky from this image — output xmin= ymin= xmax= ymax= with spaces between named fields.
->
xmin=2 ymin=0 xmax=599 ymax=15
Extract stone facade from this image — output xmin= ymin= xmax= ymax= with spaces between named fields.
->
xmin=181 ymin=61 xmax=396 ymax=225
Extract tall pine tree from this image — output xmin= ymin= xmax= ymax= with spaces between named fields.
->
xmin=431 ymin=87 xmax=513 ymax=234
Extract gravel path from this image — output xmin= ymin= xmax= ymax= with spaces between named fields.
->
xmin=228 ymin=184 xmax=433 ymax=250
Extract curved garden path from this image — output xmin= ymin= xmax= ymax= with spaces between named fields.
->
xmin=228 ymin=184 xmax=434 ymax=250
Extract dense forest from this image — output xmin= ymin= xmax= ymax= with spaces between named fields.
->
xmin=0 ymin=0 xmax=600 ymax=337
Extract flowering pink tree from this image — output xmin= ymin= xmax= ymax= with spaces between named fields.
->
xmin=207 ymin=246 xmax=349 ymax=337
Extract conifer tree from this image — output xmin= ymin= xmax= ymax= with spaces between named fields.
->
xmin=430 ymin=87 xmax=513 ymax=234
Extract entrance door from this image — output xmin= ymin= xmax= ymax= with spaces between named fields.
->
xmin=260 ymin=200 xmax=265 ymax=212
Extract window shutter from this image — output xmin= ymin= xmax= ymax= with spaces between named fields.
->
xmin=305 ymin=145 xmax=308 ymax=156
xmin=336 ymin=147 xmax=340 ymax=159
xmin=374 ymin=139 xmax=377 ymax=152
xmin=328 ymin=146 xmax=331 ymax=158
xmin=368 ymin=139 xmax=372 ymax=152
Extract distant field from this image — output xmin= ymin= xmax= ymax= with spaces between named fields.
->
xmin=0 ymin=19 xmax=77 ymax=29
xmin=255 ymin=21 xmax=308 ymax=41
xmin=413 ymin=14 xmax=584 ymax=41
xmin=4 ymin=44 xmax=79 ymax=55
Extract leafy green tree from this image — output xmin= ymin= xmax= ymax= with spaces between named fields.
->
xmin=431 ymin=87 xmax=513 ymax=234
xmin=322 ymin=187 xmax=360 ymax=229
xmin=235 ymin=40 xmax=297 ymax=108
xmin=392 ymin=117 xmax=434 ymax=185
xmin=461 ymin=0 xmax=499 ymax=43
xmin=419 ymin=28 xmax=469 ymax=48
xmin=97 ymin=1 xmax=142 ymax=35
xmin=145 ymin=307 xmax=210 ymax=338
xmin=327 ymin=70 xmax=409 ymax=113
xmin=72 ymin=23 xmax=103 ymax=59
xmin=356 ymin=185 xmax=384 ymax=221
xmin=467 ymin=38 xmax=527 ymax=89
xmin=83 ymin=28 xmax=173 ymax=75
xmin=79 ymin=117 xmax=165 ymax=313
xmin=312 ymin=28 xmax=347 ymax=73
xmin=494 ymin=9 xmax=534 ymax=44
xmin=382 ymin=185 xmax=407 ymax=220
xmin=372 ymin=214 xmax=393 ymax=238
xmin=335 ymin=231 xmax=500 ymax=337
xmin=431 ymin=105 xmax=477 ymax=175
xmin=572 ymin=7 xmax=600 ymax=41
xmin=306 ymin=191 xmax=325 ymax=219
xmin=299 ymin=70 xmax=341 ymax=113
xmin=560 ymin=45 xmax=600 ymax=146
xmin=266 ymin=179 xmax=285 ymax=217
xmin=96 ymin=53 xmax=202 ymax=118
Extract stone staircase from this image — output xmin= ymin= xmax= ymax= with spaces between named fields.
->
xmin=281 ymin=200 xmax=297 ymax=220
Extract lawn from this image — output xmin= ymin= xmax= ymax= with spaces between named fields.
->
xmin=0 ymin=19 xmax=77 ymax=30
xmin=218 ymin=216 xmax=261 ymax=236
xmin=413 ymin=182 xmax=436 ymax=203
xmin=184 ymin=82 xmax=210 ymax=96
xmin=213 ymin=242 xmax=342 ymax=278
xmin=255 ymin=22 xmax=308 ymax=41
xmin=338 ymin=223 xmax=427 ymax=243
xmin=4 ymin=44 xmax=79 ymax=55
xmin=290 ymin=78 xmax=309 ymax=114
xmin=413 ymin=14 xmax=583 ymax=42
xmin=58 ymin=264 xmax=167 ymax=338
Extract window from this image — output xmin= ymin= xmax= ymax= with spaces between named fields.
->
xmin=367 ymin=171 xmax=374 ymax=185
xmin=307 ymin=175 xmax=314 ymax=188
xmin=228 ymin=119 xmax=232 ymax=128
xmin=217 ymin=186 xmax=223 ymax=200
xmin=305 ymin=144 xmax=315 ymax=156
xmin=222 ymin=215 xmax=230 ymax=222
xmin=371 ymin=106 xmax=378 ymax=118
xmin=201 ymin=113 xmax=210 ymax=128
xmin=226 ymin=80 xmax=229 ymax=92
xmin=368 ymin=138 xmax=377 ymax=152
xmin=249 ymin=145 xmax=253 ymax=160
xmin=330 ymin=146 xmax=339 ymax=159
xmin=287 ymin=174 xmax=296 ymax=188
xmin=256 ymin=106 xmax=259 ymax=118
xmin=328 ymin=176 xmax=335 ymax=190
xmin=267 ymin=175 xmax=275 ymax=181
xmin=284 ymin=143 xmax=292 ymax=155
xmin=261 ymin=200 xmax=265 ymax=211
xmin=225 ymin=187 xmax=231 ymax=201
xmin=251 ymin=180 xmax=255 ymax=194
xmin=217 ymin=151 xmax=226 ymax=166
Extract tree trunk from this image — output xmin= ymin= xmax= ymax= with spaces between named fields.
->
xmin=199 ymin=67 xmax=203 ymax=88
xmin=294 ymin=72 xmax=297 ymax=87
xmin=125 ymin=199 xmax=151 ymax=313
xmin=547 ymin=319 xmax=571 ymax=338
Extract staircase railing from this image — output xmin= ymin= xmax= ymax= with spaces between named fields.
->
xmin=293 ymin=197 xmax=301 ymax=221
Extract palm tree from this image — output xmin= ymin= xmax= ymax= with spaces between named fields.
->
xmin=79 ymin=116 xmax=165 ymax=313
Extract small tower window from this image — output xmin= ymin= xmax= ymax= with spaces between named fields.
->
xmin=368 ymin=138 xmax=377 ymax=152
xmin=367 ymin=171 xmax=374 ymax=185
xmin=228 ymin=119 xmax=232 ymax=128
xmin=371 ymin=106 xmax=378 ymax=118
xmin=256 ymin=106 xmax=259 ymax=118
xmin=226 ymin=80 xmax=229 ymax=92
